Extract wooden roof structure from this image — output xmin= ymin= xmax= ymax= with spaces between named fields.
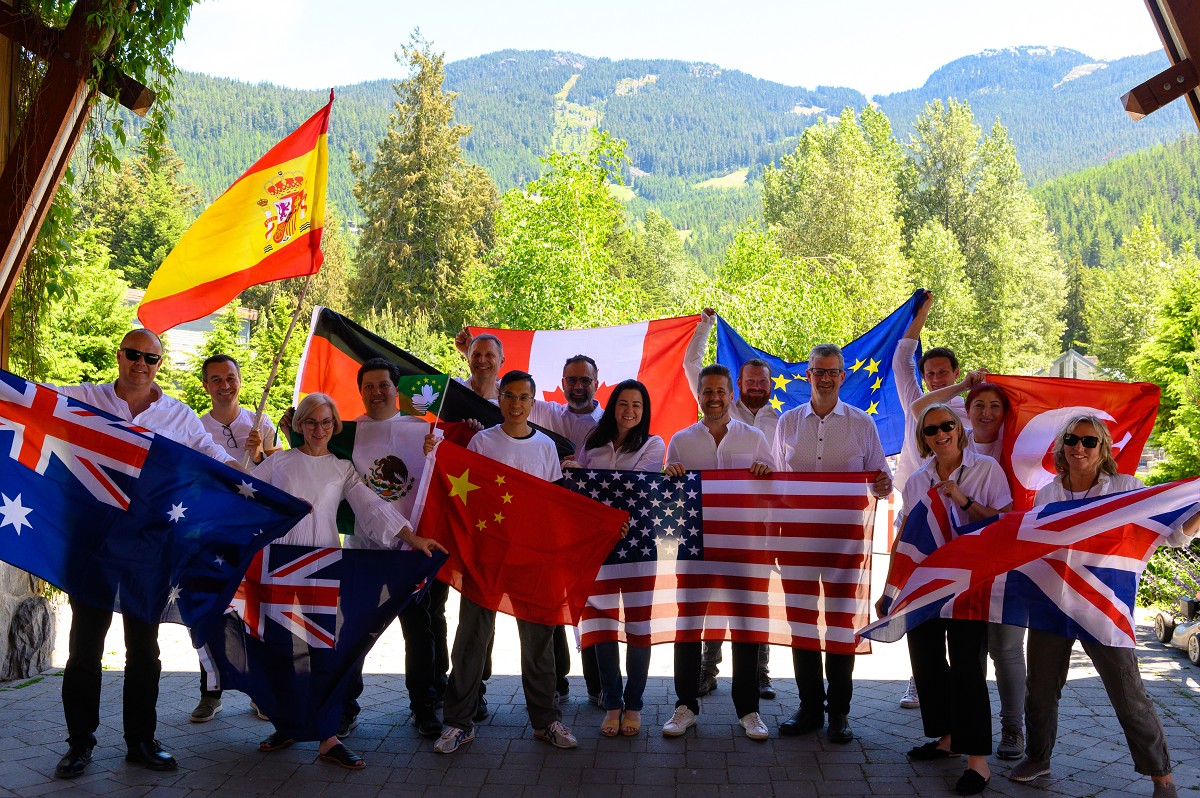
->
xmin=1124 ymin=0 xmax=1200 ymax=130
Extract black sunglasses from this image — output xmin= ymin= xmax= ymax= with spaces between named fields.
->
xmin=1062 ymin=433 xmax=1100 ymax=449
xmin=921 ymin=420 xmax=957 ymax=437
xmin=122 ymin=347 xmax=162 ymax=365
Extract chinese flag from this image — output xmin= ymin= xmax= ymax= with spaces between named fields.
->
xmin=413 ymin=441 xmax=627 ymax=625
xmin=990 ymin=375 xmax=1160 ymax=510
xmin=138 ymin=94 xmax=333 ymax=333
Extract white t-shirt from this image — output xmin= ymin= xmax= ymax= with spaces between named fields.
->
xmin=899 ymin=448 xmax=1012 ymax=530
xmin=576 ymin=435 xmax=666 ymax=472
xmin=467 ymin=425 xmax=562 ymax=482
xmin=529 ymin=400 xmax=603 ymax=454
xmin=51 ymin=381 xmax=235 ymax=465
xmin=201 ymin=407 xmax=278 ymax=459
xmin=965 ymin=428 xmax=1002 ymax=460
xmin=344 ymin=413 xmax=440 ymax=549
xmin=666 ymin=418 xmax=774 ymax=471
xmin=252 ymin=448 xmax=410 ymax=548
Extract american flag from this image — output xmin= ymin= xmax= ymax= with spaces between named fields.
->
xmin=564 ymin=468 xmax=877 ymax=654
xmin=231 ymin=545 xmax=342 ymax=648
xmin=0 ymin=379 xmax=152 ymax=510
xmin=860 ymin=478 xmax=1200 ymax=647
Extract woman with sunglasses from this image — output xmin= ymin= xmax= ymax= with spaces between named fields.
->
xmin=252 ymin=393 xmax=446 ymax=769
xmin=563 ymin=379 xmax=665 ymax=738
xmin=1012 ymin=415 xmax=1198 ymax=798
xmin=880 ymin=403 xmax=1013 ymax=795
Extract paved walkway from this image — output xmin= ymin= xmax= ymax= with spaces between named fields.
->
xmin=2 ymin=600 xmax=1198 ymax=797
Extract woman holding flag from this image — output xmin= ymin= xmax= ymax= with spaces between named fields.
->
xmin=252 ymin=393 xmax=446 ymax=769
xmin=564 ymin=379 xmax=666 ymax=738
xmin=1011 ymin=415 xmax=1197 ymax=798
xmin=878 ymin=402 xmax=1012 ymax=795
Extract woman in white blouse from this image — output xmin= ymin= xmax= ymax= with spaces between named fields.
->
xmin=1012 ymin=415 xmax=1198 ymax=797
xmin=882 ymin=403 xmax=1013 ymax=796
xmin=254 ymin=393 xmax=445 ymax=769
xmin=565 ymin=379 xmax=665 ymax=738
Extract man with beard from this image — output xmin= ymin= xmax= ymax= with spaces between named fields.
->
xmin=685 ymin=308 xmax=779 ymax=699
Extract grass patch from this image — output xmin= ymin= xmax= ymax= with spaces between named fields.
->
xmin=0 ymin=676 xmax=45 ymax=691
xmin=608 ymin=183 xmax=636 ymax=202
xmin=692 ymin=168 xmax=749 ymax=190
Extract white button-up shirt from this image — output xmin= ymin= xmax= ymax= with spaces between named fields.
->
xmin=666 ymin=418 xmax=774 ymax=471
xmin=772 ymin=399 xmax=891 ymax=483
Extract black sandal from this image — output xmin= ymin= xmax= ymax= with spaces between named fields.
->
xmin=258 ymin=732 xmax=295 ymax=752
xmin=319 ymin=743 xmax=365 ymax=770
xmin=955 ymin=768 xmax=990 ymax=795
xmin=907 ymin=740 xmax=959 ymax=760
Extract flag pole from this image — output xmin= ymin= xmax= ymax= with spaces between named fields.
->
xmin=243 ymin=274 xmax=314 ymax=468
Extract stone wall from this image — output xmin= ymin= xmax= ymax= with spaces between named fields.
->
xmin=0 ymin=564 xmax=55 ymax=682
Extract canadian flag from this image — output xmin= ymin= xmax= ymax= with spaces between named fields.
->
xmin=468 ymin=316 xmax=701 ymax=443
xmin=990 ymin=375 xmax=1160 ymax=510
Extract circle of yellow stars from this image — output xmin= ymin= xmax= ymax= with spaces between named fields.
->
xmin=767 ymin=357 xmax=883 ymax=415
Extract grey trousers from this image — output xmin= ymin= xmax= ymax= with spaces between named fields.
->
xmin=1025 ymin=629 xmax=1171 ymax=777
xmin=443 ymin=595 xmax=560 ymax=732
xmin=987 ymin=622 xmax=1026 ymax=729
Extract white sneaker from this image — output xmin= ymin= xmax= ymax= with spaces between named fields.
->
xmin=534 ymin=720 xmax=577 ymax=749
xmin=433 ymin=726 xmax=475 ymax=754
xmin=739 ymin=711 xmax=768 ymax=741
xmin=662 ymin=705 xmax=697 ymax=737
xmin=900 ymin=677 xmax=920 ymax=709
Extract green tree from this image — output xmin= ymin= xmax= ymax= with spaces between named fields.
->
xmin=623 ymin=209 xmax=705 ymax=316
xmin=176 ymin=302 xmax=252 ymax=414
xmin=906 ymin=220 xmax=981 ymax=365
xmin=1060 ymin=257 xmax=1088 ymax=353
xmin=350 ymin=33 xmax=496 ymax=330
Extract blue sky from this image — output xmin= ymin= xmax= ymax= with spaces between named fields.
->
xmin=174 ymin=0 xmax=1164 ymax=97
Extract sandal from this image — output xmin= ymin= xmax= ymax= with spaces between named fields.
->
xmin=319 ymin=743 xmax=365 ymax=770
xmin=621 ymin=710 xmax=641 ymax=737
xmin=258 ymin=732 xmax=295 ymax=752
xmin=908 ymin=740 xmax=959 ymax=760
xmin=600 ymin=711 xmax=621 ymax=737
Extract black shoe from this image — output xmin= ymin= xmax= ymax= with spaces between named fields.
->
xmin=125 ymin=739 xmax=177 ymax=771
xmin=336 ymin=711 xmax=359 ymax=739
xmin=827 ymin=713 xmax=854 ymax=744
xmin=779 ymin=708 xmax=823 ymax=736
xmin=473 ymin=696 xmax=489 ymax=722
xmin=414 ymin=710 xmax=443 ymax=738
xmin=55 ymin=744 xmax=93 ymax=779
xmin=697 ymin=674 xmax=717 ymax=697
xmin=758 ymin=677 xmax=776 ymax=700
xmin=955 ymin=768 xmax=990 ymax=795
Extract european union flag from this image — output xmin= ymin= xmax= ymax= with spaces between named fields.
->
xmin=0 ymin=369 xmax=311 ymax=646
xmin=716 ymin=290 xmax=924 ymax=455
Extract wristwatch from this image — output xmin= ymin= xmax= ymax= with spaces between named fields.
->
xmin=961 ymin=497 xmax=975 ymax=511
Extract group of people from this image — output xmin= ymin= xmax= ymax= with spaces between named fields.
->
xmin=42 ymin=290 xmax=1194 ymax=796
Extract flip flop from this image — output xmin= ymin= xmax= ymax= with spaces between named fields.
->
xmin=319 ymin=743 xmax=365 ymax=770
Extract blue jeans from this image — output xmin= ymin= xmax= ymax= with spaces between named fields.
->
xmin=595 ymin=641 xmax=651 ymax=711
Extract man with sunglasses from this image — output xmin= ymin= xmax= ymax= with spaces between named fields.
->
xmin=772 ymin=343 xmax=892 ymax=744
xmin=50 ymin=329 xmax=242 ymax=779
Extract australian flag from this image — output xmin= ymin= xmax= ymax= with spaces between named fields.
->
xmin=201 ymin=544 xmax=447 ymax=741
xmin=0 ymin=370 xmax=310 ymax=645
xmin=860 ymin=478 xmax=1200 ymax=647
xmin=716 ymin=289 xmax=924 ymax=455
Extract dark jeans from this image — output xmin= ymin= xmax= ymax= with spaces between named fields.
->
xmin=792 ymin=648 xmax=855 ymax=717
xmin=675 ymin=641 xmax=760 ymax=716
xmin=596 ymin=642 xmax=651 ymax=711
xmin=345 ymin=580 xmax=442 ymax=716
xmin=198 ymin=664 xmax=221 ymax=699
xmin=62 ymin=599 xmax=161 ymax=748
xmin=907 ymin=618 xmax=992 ymax=755
xmin=702 ymin=640 xmax=770 ymax=679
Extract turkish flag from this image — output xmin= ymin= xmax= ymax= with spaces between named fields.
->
xmin=412 ymin=441 xmax=627 ymax=625
xmin=468 ymin=316 xmax=701 ymax=443
xmin=990 ymin=375 xmax=1160 ymax=510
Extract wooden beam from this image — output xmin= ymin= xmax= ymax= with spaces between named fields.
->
xmin=1122 ymin=58 xmax=1200 ymax=119
xmin=0 ymin=0 xmax=112 ymax=321
xmin=0 ymin=3 xmax=154 ymax=115
xmin=1134 ymin=0 xmax=1200 ymax=128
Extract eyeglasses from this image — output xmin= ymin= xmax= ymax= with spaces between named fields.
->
xmin=563 ymin=376 xmax=594 ymax=386
xmin=122 ymin=347 xmax=162 ymax=365
xmin=499 ymin=392 xmax=534 ymax=403
xmin=220 ymin=423 xmax=238 ymax=450
xmin=921 ymin=420 xmax=958 ymax=437
xmin=808 ymin=368 xmax=843 ymax=379
xmin=1062 ymin=433 xmax=1100 ymax=449
xmin=301 ymin=418 xmax=335 ymax=430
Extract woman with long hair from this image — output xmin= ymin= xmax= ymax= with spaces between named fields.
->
xmin=565 ymin=379 xmax=665 ymax=737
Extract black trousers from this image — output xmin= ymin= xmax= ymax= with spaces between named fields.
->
xmin=554 ymin=625 xmax=571 ymax=696
xmin=62 ymin=599 xmax=160 ymax=748
xmin=907 ymin=618 xmax=992 ymax=755
xmin=675 ymin=641 xmax=760 ymax=717
xmin=428 ymin=579 xmax=450 ymax=696
xmin=345 ymin=581 xmax=442 ymax=715
xmin=792 ymin=649 xmax=855 ymax=716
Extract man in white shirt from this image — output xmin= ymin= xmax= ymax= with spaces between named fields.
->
xmin=53 ymin=329 xmax=239 ymax=779
xmin=454 ymin=330 xmax=504 ymax=402
xmin=684 ymin=308 xmax=780 ymax=699
xmin=662 ymin=364 xmax=774 ymax=741
xmin=772 ymin=343 xmax=892 ymax=745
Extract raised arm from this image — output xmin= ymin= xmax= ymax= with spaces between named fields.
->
xmin=683 ymin=308 xmax=717 ymax=401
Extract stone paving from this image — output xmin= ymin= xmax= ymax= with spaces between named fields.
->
xmin=2 ymin=602 xmax=1199 ymax=797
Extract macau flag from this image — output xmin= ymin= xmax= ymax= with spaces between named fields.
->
xmin=137 ymin=93 xmax=334 ymax=333
xmin=396 ymin=374 xmax=449 ymax=421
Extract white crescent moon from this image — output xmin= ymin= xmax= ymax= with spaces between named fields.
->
xmin=1010 ymin=406 xmax=1116 ymax=491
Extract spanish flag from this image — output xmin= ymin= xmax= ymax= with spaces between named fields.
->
xmin=137 ymin=93 xmax=333 ymax=333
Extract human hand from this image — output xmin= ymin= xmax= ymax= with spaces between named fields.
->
xmin=663 ymin=463 xmax=686 ymax=477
